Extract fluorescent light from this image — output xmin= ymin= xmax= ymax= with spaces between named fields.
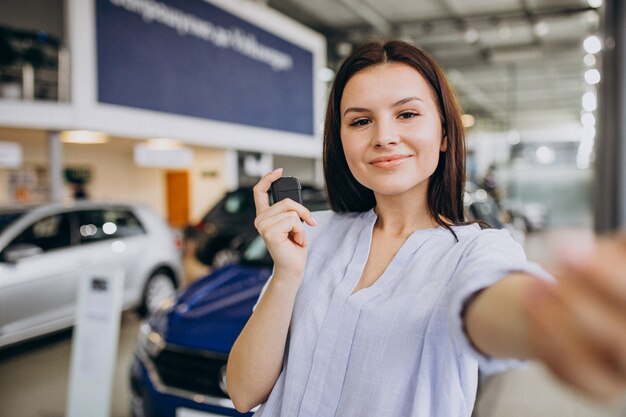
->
xmin=587 ymin=0 xmax=603 ymax=8
xmin=583 ymin=54 xmax=596 ymax=66
xmin=533 ymin=21 xmax=550 ymax=37
xmin=583 ymin=36 xmax=602 ymax=54
xmin=507 ymin=130 xmax=521 ymax=145
xmin=584 ymin=69 xmax=601 ymax=85
xmin=145 ymin=138 xmax=182 ymax=150
xmin=581 ymin=112 xmax=596 ymax=127
xmin=463 ymin=28 xmax=479 ymax=44
xmin=318 ymin=67 xmax=335 ymax=82
xmin=536 ymin=146 xmax=555 ymax=164
xmin=582 ymin=92 xmax=597 ymax=111
xmin=61 ymin=130 xmax=109 ymax=144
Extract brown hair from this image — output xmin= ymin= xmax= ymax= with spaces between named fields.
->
xmin=323 ymin=40 xmax=467 ymax=236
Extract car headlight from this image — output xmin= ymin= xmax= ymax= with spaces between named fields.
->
xmin=137 ymin=322 xmax=165 ymax=358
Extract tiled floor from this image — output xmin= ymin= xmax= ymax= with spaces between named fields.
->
xmin=1 ymin=230 xmax=625 ymax=417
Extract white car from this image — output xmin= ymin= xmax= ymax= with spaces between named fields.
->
xmin=0 ymin=201 xmax=183 ymax=349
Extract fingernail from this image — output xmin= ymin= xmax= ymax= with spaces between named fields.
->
xmin=311 ymin=216 xmax=317 ymax=226
xmin=273 ymin=167 xmax=283 ymax=174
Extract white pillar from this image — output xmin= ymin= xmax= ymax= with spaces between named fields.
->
xmin=48 ymin=131 xmax=63 ymax=203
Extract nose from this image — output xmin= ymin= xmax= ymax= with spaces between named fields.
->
xmin=371 ymin=119 xmax=399 ymax=149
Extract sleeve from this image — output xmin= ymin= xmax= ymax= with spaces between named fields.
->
xmin=252 ymin=210 xmax=335 ymax=312
xmin=447 ymin=228 xmax=553 ymax=375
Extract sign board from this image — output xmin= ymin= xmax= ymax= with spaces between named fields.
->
xmin=67 ymin=268 xmax=124 ymax=417
xmin=0 ymin=141 xmax=23 ymax=168
xmin=96 ymin=0 xmax=315 ymax=135
xmin=134 ymin=143 xmax=194 ymax=168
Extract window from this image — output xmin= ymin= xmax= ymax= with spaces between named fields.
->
xmin=0 ymin=210 xmax=26 ymax=234
xmin=8 ymin=213 xmax=72 ymax=252
xmin=76 ymin=209 xmax=145 ymax=244
xmin=223 ymin=190 xmax=252 ymax=214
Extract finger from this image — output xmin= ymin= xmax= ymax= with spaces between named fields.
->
xmin=256 ymin=198 xmax=317 ymax=227
xmin=257 ymin=211 xmax=306 ymax=246
xmin=526 ymin=283 xmax=626 ymax=399
xmin=559 ymin=240 xmax=626 ymax=305
xmin=556 ymin=274 xmax=626 ymax=376
xmin=252 ymin=168 xmax=283 ymax=216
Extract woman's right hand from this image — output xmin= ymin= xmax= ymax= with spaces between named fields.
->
xmin=253 ymin=168 xmax=317 ymax=279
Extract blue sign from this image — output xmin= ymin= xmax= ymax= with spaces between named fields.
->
xmin=96 ymin=0 xmax=315 ymax=135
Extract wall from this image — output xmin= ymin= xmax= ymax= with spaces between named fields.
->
xmin=0 ymin=128 xmax=230 ymax=223
xmin=188 ymin=146 xmax=229 ymax=224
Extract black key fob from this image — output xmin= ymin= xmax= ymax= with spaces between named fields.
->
xmin=270 ymin=177 xmax=302 ymax=205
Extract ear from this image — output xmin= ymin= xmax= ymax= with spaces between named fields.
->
xmin=440 ymin=135 xmax=448 ymax=152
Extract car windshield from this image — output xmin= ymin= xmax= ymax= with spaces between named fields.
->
xmin=0 ymin=210 xmax=27 ymax=234
xmin=241 ymin=236 xmax=272 ymax=267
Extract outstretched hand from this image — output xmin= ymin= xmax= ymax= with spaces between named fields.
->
xmin=525 ymin=234 xmax=626 ymax=400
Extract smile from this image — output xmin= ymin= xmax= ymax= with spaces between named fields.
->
xmin=369 ymin=154 xmax=412 ymax=169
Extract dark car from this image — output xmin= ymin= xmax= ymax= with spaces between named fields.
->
xmin=130 ymin=235 xmax=272 ymax=417
xmin=193 ymin=184 xmax=327 ymax=267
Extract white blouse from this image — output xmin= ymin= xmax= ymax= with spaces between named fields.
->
xmin=253 ymin=209 xmax=549 ymax=417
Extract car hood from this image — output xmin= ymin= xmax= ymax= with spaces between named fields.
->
xmin=161 ymin=263 xmax=272 ymax=353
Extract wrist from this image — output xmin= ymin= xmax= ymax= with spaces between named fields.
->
xmin=271 ymin=268 xmax=305 ymax=288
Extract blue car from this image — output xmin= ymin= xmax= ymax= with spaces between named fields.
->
xmin=130 ymin=236 xmax=273 ymax=417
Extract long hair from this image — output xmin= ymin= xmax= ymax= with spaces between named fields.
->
xmin=323 ymin=40 xmax=467 ymax=235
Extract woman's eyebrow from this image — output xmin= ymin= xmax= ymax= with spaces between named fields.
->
xmin=343 ymin=96 xmax=424 ymax=117
xmin=392 ymin=96 xmax=423 ymax=107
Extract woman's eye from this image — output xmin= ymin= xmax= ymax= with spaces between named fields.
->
xmin=398 ymin=111 xmax=419 ymax=120
xmin=350 ymin=118 xmax=371 ymax=127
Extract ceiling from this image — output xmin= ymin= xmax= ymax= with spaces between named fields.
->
xmin=265 ymin=0 xmax=602 ymax=134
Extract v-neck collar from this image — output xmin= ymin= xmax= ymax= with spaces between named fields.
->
xmin=342 ymin=209 xmax=437 ymax=306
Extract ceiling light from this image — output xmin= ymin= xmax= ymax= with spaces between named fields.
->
xmin=146 ymin=138 xmax=182 ymax=150
xmin=60 ymin=130 xmax=109 ymax=144
xmin=581 ymin=125 xmax=596 ymax=140
xmin=536 ymin=146 xmax=556 ymax=164
xmin=507 ymin=130 xmax=521 ymax=145
xmin=583 ymin=35 xmax=602 ymax=54
xmin=533 ymin=21 xmax=550 ymax=37
xmin=318 ymin=67 xmax=335 ymax=82
xmin=336 ymin=42 xmax=353 ymax=58
xmin=583 ymin=54 xmax=596 ymax=66
xmin=582 ymin=91 xmax=597 ymax=111
xmin=584 ymin=68 xmax=601 ymax=85
xmin=463 ymin=28 xmax=480 ymax=44
xmin=461 ymin=114 xmax=475 ymax=128
xmin=587 ymin=0 xmax=603 ymax=8
xmin=581 ymin=112 xmax=596 ymax=127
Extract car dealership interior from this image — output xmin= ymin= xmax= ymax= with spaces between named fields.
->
xmin=0 ymin=0 xmax=625 ymax=416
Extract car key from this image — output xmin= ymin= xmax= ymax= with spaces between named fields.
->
xmin=270 ymin=176 xmax=302 ymax=205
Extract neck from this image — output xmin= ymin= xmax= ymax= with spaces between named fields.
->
xmin=372 ymin=190 xmax=438 ymax=237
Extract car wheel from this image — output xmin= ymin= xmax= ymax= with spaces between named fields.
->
xmin=138 ymin=269 xmax=177 ymax=317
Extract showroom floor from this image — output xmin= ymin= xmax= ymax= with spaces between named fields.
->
xmin=1 ymin=231 xmax=625 ymax=417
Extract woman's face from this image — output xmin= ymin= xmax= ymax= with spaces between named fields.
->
xmin=339 ymin=62 xmax=446 ymax=199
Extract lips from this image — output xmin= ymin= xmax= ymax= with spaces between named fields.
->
xmin=369 ymin=154 xmax=412 ymax=168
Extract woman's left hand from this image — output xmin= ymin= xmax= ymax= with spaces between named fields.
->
xmin=525 ymin=234 xmax=626 ymax=400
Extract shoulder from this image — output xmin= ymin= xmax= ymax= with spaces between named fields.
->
xmin=455 ymin=224 xmax=527 ymax=261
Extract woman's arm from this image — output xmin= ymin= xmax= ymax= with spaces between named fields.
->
xmin=226 ymin=168 xmax=316 ymax=412
xmin=463 ymin=272 xmax=535 ymax=360
xmin=464 ymin=235 xmax=626 ymax=400
xmin=227 ymin=272 xmax=301 ymax=412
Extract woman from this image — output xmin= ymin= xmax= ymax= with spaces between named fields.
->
xmin=227 ymin=40 xmax=626 ymax=416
